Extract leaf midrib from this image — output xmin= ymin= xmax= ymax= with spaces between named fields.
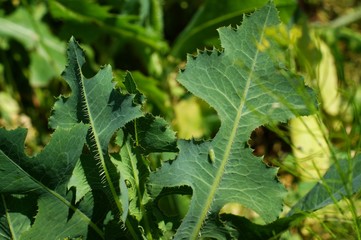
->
xmin=1 ymin=151 xmax=104 ymax=239
xmin=188 ymin=6 xmax=272 ymax=239
xmin=74 ymin=47 xmax=124 ymax=219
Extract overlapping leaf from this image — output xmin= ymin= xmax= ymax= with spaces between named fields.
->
xmin=0 ymin=124 xmax=97 ymax=239
xmin=149 ymin=3 xmax=317 ymax=239
xmin=49 ymin=37 xmax=143 ymax=221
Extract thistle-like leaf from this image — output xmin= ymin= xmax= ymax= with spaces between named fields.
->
xmin=0 ymin=124 xmax=101 ymax=239
xmin=149 ymin=3 xmax=317 ymax=239
xmin=49 ymin=37 xmax=143 ymax=221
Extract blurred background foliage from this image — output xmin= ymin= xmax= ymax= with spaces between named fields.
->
xmin=0 ymin=0 xmax=360 ymax=239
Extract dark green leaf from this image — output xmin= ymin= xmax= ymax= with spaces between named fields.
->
xmin=171 ymin=0 xmax=297 ymax=58
xmin=0 ymin=124 xmax=102 ymax=239
xmin=49 ymin=37 xmax=143 ymax=222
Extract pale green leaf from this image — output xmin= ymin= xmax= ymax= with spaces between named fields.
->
xmin=289 ymin=154 xmax=361 ymax=215
xmin=48 ymin=0 xmax=111 ymax=22
xmin=149 ymin=3 xmax=317 ymax=239
xmin=0 ymin=6 xmax=65 ymax=87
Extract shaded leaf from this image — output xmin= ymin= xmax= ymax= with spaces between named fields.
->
xmin=0 ymin=124 xmax=103 ymax=239
xmin=0 ymin=5 xmax=65 ymax=86
xmin=0 ymin=194 xmax=36 ymax=240
xmin=111 ymin=130 xmax=151 ymax=222
xmin=20 ymin=193 xmax=96 ymax=239
xmin=0 ymin=125 xmax=87 ymax=193
xmin=219 ymin=212 xmax=304 ymax=240
xmin=125 ymin=114 xmax=177 ymax=154
xmin=171 ymin=0 xmax=297 ymax=58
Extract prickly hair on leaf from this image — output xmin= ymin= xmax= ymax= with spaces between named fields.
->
xmin=149 ymin=2 xmax=317 ymax=239
xmin=49 ymin=37 xmax=143 ymax=221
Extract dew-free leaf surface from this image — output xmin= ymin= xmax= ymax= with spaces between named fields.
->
xmin=0 ymin=124 xmax=94 ymax=239
xmin=149 ymin=3 xmax=317 ymax=239
xmin=49 ymin=37 xmax=143 ymax=222
xmin=289 ymin=154 xmax=361 ymax=215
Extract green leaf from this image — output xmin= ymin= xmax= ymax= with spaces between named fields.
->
xmin=49 ymin=37 xmax=143 ymax=221
xmin=49 ymin=0 xmax=111 ymax=22
xmin=0 ymin=124 xmax=104 ymax=239
xmin=171 ymin=0 xmax=297 ymax=58
xmin=67 ymin=160 xmax=91 ymax=204
xmin=219 ymin=213 xmax=304 ymax=240
xmin=123 ymin=71 xmax=145 ymax=105
xmin=0 ymin=194 xmax=36 ymax=240
xmin=49 ymin=37 xmax=143 ymax=138
xmin=49 ymin=0 xmax=168 ymax=52
xmin=149 ymin=3 xmax=317 ymax=239
xmin=125 ymin=114 xmax=177 ymax=154
xmin=112 ymin=130 xmax=151 ymax=222
xmin=0 ymin=5 xmax=66 ymax=87
xmin=20 ymin=193 xmax=95 ymax=239
xmin=289 ymin=154 xmax=361 ymax=215
xmin=0 ymin=125 xmax=87 ymax=193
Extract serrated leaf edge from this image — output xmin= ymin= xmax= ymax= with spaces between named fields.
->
xmin=68 ymin=37 xmax=127 ymax=221
xmin=179 ymin=4 xmax=278 ymax=239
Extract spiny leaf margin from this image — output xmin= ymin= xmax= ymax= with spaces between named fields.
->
xmin=149 ymin=2 xmax=317 ymax=239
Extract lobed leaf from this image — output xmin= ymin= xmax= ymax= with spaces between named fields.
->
xmin=49 ymin=37 xmax=143 ymax=221
xmin=0 ymin=125 xmax=88 ymax=193
xmin=0 ymin=124 xmax=101 ymax=239
xmin=149 ymin=3 xmax=317 ymax=239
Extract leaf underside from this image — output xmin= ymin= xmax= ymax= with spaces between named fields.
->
xmin=149 ymin=3 xmax=317 ymax=239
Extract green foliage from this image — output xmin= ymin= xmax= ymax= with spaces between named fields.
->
xmin=149 ymin=4 xmax=316 ymax=239
xmin=0 ymin=4 xmax=65 ymax=87
xmin=1 ymin=1 xmax=361 ymax=239
xmin=0 ymin=124 xmax=93 ymax=238
xmin=170 ymin=0 xmax=297 ymax=57
xmin=290 ymin=154 xmax=361 ymax=214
